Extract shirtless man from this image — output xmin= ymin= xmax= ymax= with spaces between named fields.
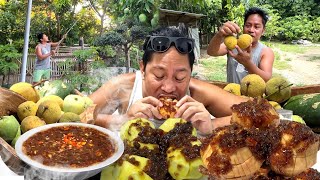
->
xmin=90 ymin=26 xmax=246 ymax=135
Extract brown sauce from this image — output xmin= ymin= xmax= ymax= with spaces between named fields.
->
xmin=22 ymin=125 xmax=115 ymax=168
xmin=124 ymin=122 xmax=199 ymax=180
xmin=231 ymin=98 xmax=279 ymax=128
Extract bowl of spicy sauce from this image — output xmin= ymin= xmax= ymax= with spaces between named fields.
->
xmin=15 ymin=123 xmax=124 ymax=180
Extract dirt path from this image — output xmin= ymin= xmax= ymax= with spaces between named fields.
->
xmin=196 ymin=47 xmax=320 ymax=85
xmin=273 ymin=48 xmax=320 ymax=85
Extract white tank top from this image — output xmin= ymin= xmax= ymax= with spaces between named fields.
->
xmin=126 ymin=70 xmax=144 ymax=112
xmin=124 ymin=70 xmax=191 ymax=127
xmin=226 ymin=41 xmax=265 ymax=84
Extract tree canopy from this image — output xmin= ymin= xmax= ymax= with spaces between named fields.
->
xmin=0 ymin=0 xmax=319 ymax=62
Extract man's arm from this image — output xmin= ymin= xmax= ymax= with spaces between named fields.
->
xmin=230 ymin=46 xmax=274 ymax=81
xmin=207 ymin=21 xmax=241 ymax=56
xmin=207 ymin=33 xmax=228 ymax=56
xmin=190 ymin=78 xmax=247 ymax=118
xmin=35 ymin=45 xmax=54 ymax=60
xmin=51 ymin=34 xmax=67 ymax=47
xmin=88 ymin=73 xmax=135 ymax=129
xmin=211 ymin=116 xmax=232 ymax=129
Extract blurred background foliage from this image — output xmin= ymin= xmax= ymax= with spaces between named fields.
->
xmin=0 ymin=0 xmax=319 ymax=70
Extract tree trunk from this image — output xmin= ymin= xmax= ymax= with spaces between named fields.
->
xmin=125 ymin=46 xmax=130 ymax=73
xmin=100 ymin=16 xmax=104 ymax=35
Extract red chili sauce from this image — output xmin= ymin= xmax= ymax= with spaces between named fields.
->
xmin=22 ymin=125 xmax=115 ymax=168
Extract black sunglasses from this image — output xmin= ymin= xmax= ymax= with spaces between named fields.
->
xmin=143 ymin=36 xmax=195 ymax=54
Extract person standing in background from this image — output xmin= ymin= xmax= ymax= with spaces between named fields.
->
xmin=207 ymin=7 xmax=274 ymax=84
xmin=33 ymin=33 xmax=65 ymax=85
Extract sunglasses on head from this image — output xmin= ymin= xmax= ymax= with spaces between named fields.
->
xmin=143 ymin=36 xmax=195 ymax=54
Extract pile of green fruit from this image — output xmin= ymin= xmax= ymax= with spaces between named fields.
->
xmin=0 ymin=80 xmax=94 ymax=147
xmin=223 ymin=74 xmax=306 ymax=124
xmin=224 ymin=74 xmax=292 ymax=107
xmin=101 ymin=118 xmax=204 ymax=180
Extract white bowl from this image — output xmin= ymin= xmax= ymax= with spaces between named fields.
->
xmin=15 ymin=123 xmax=124 ymax=180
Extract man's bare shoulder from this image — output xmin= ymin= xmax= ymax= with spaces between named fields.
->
xmin=189 ymin=78 xmax=223 ymax=94
xmin=89 ymin=72 xmax=136 ymax=102
xmin=110 ymin=72 xmax=136 ymax=85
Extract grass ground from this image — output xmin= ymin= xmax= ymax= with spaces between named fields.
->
xmin=196 ymin=42 xmax=320 ymax=85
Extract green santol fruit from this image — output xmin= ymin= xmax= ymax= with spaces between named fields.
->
xmin=0 ymin=115 xmax=20 ymax=142
xmin=59 ymin=112 xmax=81 ymax=123
xmin=11 ymin=126 xmax=21 ymax=147
xmin=63 ymin=94 xmax=86 ymax=115
xmin=223 ymin=83 xmax=241 ymax=96
xmin=265 ymin=76 xmax=292 ymax=103
xmin=224 ymin=35 xmax=237 ymax=50
xmin=240 ymin=74 xmax=266 ymax=97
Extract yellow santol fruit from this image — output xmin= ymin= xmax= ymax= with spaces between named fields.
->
xmin=118 ymin=161 xmax=153 ymax=180
xmin=292 ymin=115 xmax=306 ymax=124
xmin=127 ymin=155 xmax=151 ymax=172
xmin=265 ymin=76 xmax=292 ymax=103
xmin=240 ymin=74 xmax=266 ymax=97
xmin=166 ymin=140 xmax=204 ymax=180
xmin=268 ymin=101 xmax=282 ymax=110
xmin=21 ymin=116 xmax=46 ymax=133
xmin=223 ymin=83 xmax=241 ymax=96
xmin=237 ymin=34 xmax=253 ymax=49
xmin=10 ymin=82 xmax=40 ymax=102
xmin=159 ymin=118 xmax=197 ymax=136
xmin=58 ymin=112 xmax=81 ymax=123
xmin=17 ymin=101 xmax=38 ymax=122
xmin=120 ymin=118 xmax=155 ymax=141
xmin=224 ymin=35 xmax=238 ymax=50
xmin=101 ymin=155 xmax=151 ymax=180
xmin=100 ymin=164 xmax=119 ymax=180
xmin=36 ymin=100 xmax=62 ymax=124
xmin=37 ymin=95 xmax=64 ymax=110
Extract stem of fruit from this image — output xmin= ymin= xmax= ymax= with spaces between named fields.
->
xmin=32 ymin=79 xmax=47 ymax=88
xmin=264 ymin=83 xmax=294 ymax=99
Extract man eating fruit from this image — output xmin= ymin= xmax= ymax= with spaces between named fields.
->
xmin=88 ymin=25 xmax=246 ymax=135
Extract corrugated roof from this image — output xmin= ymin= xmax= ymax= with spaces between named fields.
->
xmin=159 ymin=8 xmax=206 ymax=19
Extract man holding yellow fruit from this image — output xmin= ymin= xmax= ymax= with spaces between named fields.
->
xmin=207 ymin=7 xmax=275 ymax=84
